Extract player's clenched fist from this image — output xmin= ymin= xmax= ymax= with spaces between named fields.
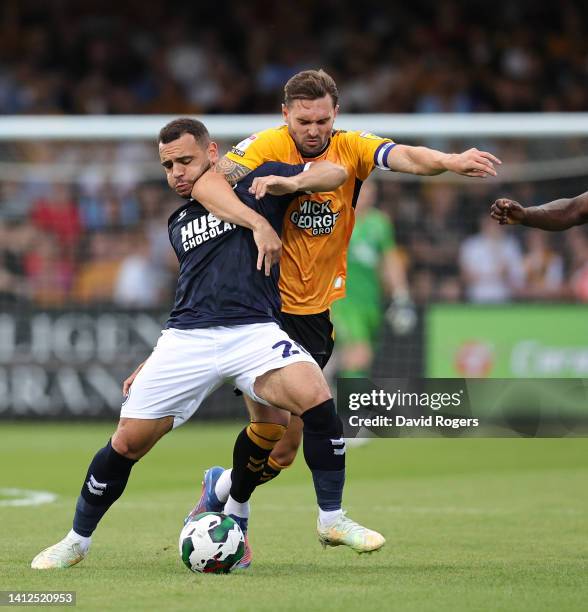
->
xmin=446 ymin=148 xmax=502 ymax=178
xmin=252 ymin=219 xmax=282 ymax=275
xmin=490 ymin=198 xmax=526 ymax=225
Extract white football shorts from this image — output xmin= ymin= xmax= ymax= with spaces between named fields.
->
xmin=120 ymin=322 xmax=317 ymax=428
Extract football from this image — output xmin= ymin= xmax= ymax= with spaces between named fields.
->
xmin=179 ymin=512 xmax=245 ymax=574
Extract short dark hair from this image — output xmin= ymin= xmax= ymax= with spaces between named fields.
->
xmin=284 ymin=69 xmax=339 ymax=107
xmin=158 ymin=118 xmax=210 ymax=147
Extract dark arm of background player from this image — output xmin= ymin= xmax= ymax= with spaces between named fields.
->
xmin=491 ymin=192 xmax=588 ymax=230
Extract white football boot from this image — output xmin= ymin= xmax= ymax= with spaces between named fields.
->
xmin=317 ymin=512 xmax=385 ymax=553
xmin=31 ymin=531 xmax=90 ymax=569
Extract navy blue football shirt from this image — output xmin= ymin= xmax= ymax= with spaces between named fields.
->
xmin=166 ymin=161 xmax=307 ymax=329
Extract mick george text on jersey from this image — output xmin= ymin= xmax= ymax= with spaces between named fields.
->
xmin=289 ymin=199 xmax=340 ymax=236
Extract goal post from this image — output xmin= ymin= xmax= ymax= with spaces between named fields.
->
xmin=1 ymin=113 xmax=588 ymax=418
xmin=1 ymin=112 xmax=588 ymax=140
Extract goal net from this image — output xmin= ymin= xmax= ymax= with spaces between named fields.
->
xmin=1 ymin=114 xmax=587 ymax=419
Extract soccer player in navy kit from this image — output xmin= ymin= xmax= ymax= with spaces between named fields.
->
xmin=31 ymin=119 xmax=385 ymax=570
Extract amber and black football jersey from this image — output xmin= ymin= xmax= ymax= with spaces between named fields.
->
xmin=226 ymin=126 xmax=395 ymax=315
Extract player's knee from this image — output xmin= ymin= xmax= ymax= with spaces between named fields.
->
xmin=111 ymin=428 xmax=152 ymax=460
xmin=113 ymin=417 xmax=172 ymax=459
xmin=300 ymin=398 xmax=343 ymax=439
xmin=310 ymin=386 xmax=332 ymax=407
xmin=111 ymin=432 xmax=135 ymax=459
xmin=248 ymin=422 xmax=287 ymax=450
xmin=248 ymin=402 xmax=290 ymax=427
xmin=300 ymin=373 xmax=332 ymax=411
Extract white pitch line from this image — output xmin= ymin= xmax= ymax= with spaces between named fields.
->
xmin=0 ymin=488 xmax=58 ymax=507
xmin=251 ymin=504 xmax=513 ymax=515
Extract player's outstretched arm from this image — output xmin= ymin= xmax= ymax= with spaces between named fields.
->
xmin=248 ymin=161 xmax=347 ymax=199
xmin=491 ymin=192 xmax=588 ymax=230
xmin=387 ymin=144 xmax=501 ymax=177
xmin=192 ymin=156 xmax=281 ymax=275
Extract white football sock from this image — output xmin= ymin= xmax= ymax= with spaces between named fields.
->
xmin=318 ymin=508 xmax=343 ymax=528
xmin=224 ymin=495 xmax=250 ymax=519
xmin=68 ymin=528 xmax=92 ymax=553
xmin=215 ymin=468 xmax=232 ymax=503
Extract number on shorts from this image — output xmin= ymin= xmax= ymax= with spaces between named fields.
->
xmin=272 ymin=340 xmax=300 ymax=358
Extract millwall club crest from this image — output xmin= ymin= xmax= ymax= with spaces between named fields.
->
xmin=289 ymin=199 xmax=340 ymax=236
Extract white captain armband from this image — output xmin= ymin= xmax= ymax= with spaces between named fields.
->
xmin=374 ymin=141 xmax=397 ymax=170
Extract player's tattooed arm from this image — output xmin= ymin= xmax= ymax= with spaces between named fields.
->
xmin=192 ymin=157 xmax=281 ymax=275
xmin=210 ymin=156 xmax=252 ymax=185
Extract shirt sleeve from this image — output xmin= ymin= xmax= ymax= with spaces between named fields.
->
xmin=234 ymin=161 xmax=307 ymax=208
xmin=225 ymin=129 xmax=283 ymax=171
xmin=347 ymin=131 xmax=396 ymax=180
xmin=254 ymin=161 xmax=308 ymax=179
xmin=234 ymin=161 xmax=308 ymax=232
xmin=265 ymin=161 xmax=308 ymax=204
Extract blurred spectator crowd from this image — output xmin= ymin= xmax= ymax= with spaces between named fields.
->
xmin=2 ymin=0 xmax=588 ymax=311
xmin=383 ymin=176 xmax=588 ymax=306
xmin=2 ymin=140 xmax=588 ymax=310
xmin=0 ymin=175 xmax=178 ymax=309
xmin=1 ymin=0 xmax=588 ymax=115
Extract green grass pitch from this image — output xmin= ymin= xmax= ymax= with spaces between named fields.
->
xmin=1 ymin=422 xmax=587 ymax=611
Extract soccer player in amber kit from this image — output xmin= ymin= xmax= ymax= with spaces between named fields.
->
xmin=187 ymin=70 xmax=501 ymax=560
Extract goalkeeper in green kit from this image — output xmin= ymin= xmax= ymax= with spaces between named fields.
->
xmin=331 ymin=179 xmax=414 ymax=378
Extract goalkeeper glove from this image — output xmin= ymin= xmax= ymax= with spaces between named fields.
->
xmin=385 ymin=291 xmax=417 ymax=336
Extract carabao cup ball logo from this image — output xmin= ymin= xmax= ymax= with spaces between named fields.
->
xmin=179 ymin=512 xmax=245 ymax=574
